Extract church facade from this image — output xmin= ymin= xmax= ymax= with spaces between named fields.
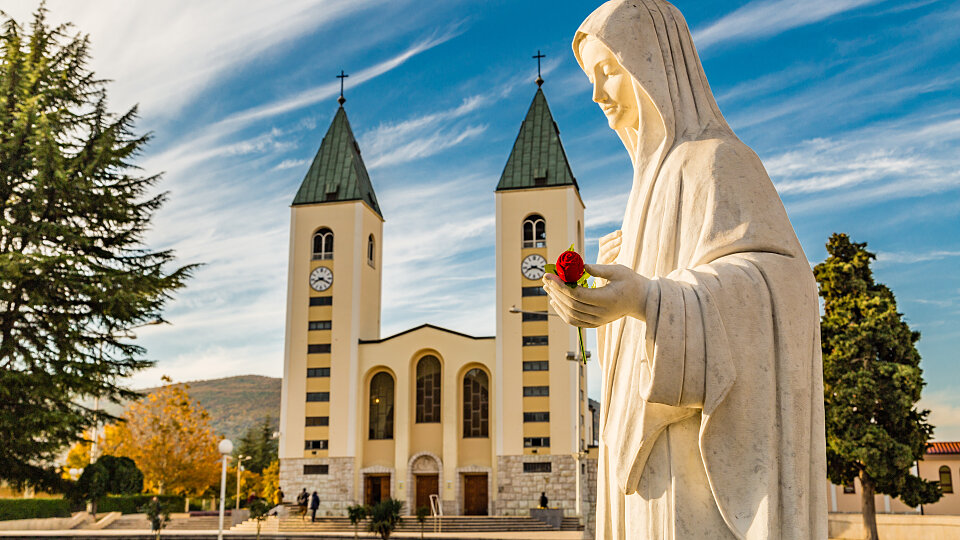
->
xmin=278 ymin=84 xmax=594 ymax=518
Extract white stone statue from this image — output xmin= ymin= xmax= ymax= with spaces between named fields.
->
xmin=541 ymin=1 xmax=828 ymax=538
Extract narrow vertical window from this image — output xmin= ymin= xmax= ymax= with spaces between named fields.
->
xmin=369 ymin=372 xmax=394 ymax=439
xmin=463 ymin=368 xmax=489 ymax=438
xmin=522 ymin=214 xmax=546 ymax=248
xmin=312 ymin=228 xmax=334 ymax=260
xmin=367 ymin=234 xmax=375 ymax=267
xmin=416 ymin=355 xmax=441 ymax=423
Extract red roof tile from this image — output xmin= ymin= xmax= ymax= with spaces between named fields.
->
xmin=926 ymin=442 xmax=960 ymax=455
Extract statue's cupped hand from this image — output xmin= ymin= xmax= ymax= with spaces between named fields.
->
xmin=542 ymin=263 xmax=651 ymax=328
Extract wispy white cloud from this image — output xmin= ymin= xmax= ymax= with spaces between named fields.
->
xmin=920 ymin=390 xmax=960 ymax=441
xmin=377 ymin=176 xmax=498 ymax=335
xmin=583 ymin=192 xmax=628 ymax=229
xmin=216 ymin=28 xmax=463 ymax=130
xmin=130 ymin=343 xmax=282 ymax=390
xmin=275 ymin=158 xmax=310 ymax=171
xmin=767 ymin=113 xmax=960 ymax=213
xmin=876 ymin=250 xmax=960 ymax=264
xmin=3 ymin=0 xmax=394 ymax=120
xmin=693 ymin=0 xmax=881 ymax=50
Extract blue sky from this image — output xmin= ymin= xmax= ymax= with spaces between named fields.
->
xmin=7 ymin=0 xmax=960 ymax=439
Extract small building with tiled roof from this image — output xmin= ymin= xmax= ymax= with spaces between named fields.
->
xmin=828 ymin=441 xmax=960 ymax=516
xmin=927 ymin=441 xmax=960 ymax=455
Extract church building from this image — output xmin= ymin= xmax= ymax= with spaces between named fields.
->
xmin=278 ymin=79 xmax=592 ymax=518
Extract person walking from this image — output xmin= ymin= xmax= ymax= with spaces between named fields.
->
xmin=309 ymin=491 xmax=320 ymax=522
xmin=276 ymin=487 xmax=285 ymax=506
xmin=297 ymin=488 xmax=308 ymax=520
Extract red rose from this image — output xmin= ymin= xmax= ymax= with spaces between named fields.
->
xmin=556 ymin=250 xmax=584 ymax=284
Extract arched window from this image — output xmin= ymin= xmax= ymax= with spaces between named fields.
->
xmin=941 ymin=466 xmax=954 ymax=494
xmin=369 ymin=372 xmax=394 ymax=440
xmin=312 ymin=228 xmax=334 ymax=260
xmin=367 ymin=234 xmax=375 ymax=267
xmin=522 ymin=214 xmax=546 ymax=248
xmin=416 ymin=355 xmax=441 ymax=423
xmin=463 ymin=368 xmax=489 ymax=438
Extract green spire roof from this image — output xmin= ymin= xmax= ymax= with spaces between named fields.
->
xmin=293 ymin=106 xmax=382 ymax=217
xmin=496 ymin=87 xmax=578 ymax=192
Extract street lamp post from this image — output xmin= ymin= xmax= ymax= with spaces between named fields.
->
xmin=236 ymin=455 xmax=251 ymax=511
xmin=566 ymin=351 xmax=589 ymax=520
xmin=218 ymin=439 xmax=233 ymax=540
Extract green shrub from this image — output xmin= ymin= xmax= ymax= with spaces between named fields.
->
xmin=96 ymin=495 xmax=184 ymax=515
xmin=0 ymin=498 xmax=71 ymax=521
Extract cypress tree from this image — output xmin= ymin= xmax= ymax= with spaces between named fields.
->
xmin=814 ymin=233 xmax=940 ymax=540
xmin=0 ymin=8 xmax=196 ymax=489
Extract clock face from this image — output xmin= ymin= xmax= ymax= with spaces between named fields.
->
xmin=309 ymin=266 xmax=333 ymax=292
xmin=521 ymin=254 xmax=547 ymax=280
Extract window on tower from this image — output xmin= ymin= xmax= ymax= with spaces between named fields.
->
xmin=306 ymin=367 xmax=330 ymax=378
xmin=522 ymin=214 xmax=546 ymax=248
xmin=367 ymin=234 xmax=375 ymax=267
xmin=462 ymin=368 xmax=489 ymax=438
xmin=312 ymin=228 xmax=334 ymax=260
xmin=522 ymin=335 xmax=548 ymax=347
xmin=523 ymin=386 xmax=549 ymax=397
xmin=524 ymin=437 xmax=550 ymax=448
xmin=369 ymin=372 xmax=394 ymax=440
xmin=304 ymin=440 xmax=328 ymax=450
xmin=416 ymin=355 xmax=441 ymax=423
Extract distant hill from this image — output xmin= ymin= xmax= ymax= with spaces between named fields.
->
xmin=97 ymin=375 xmax=283 ymax=443
xmin=150 ymin=375 xmax=282 ymax=442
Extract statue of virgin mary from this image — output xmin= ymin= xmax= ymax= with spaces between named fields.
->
xmin=541 ymin=1 xmax=828 ymax=538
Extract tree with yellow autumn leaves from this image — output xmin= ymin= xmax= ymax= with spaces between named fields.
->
xmin=98 ymin=377 xmax=221 ymax=497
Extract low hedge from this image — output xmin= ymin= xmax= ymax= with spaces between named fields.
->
xmin=96 ymin=494 xmax=185 ymax=514
xmin=0 ymin=498 xmax=72 ymax=521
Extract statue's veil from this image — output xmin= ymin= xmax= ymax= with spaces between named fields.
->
xmin=572 ymin=0 xmax=735 ymax=270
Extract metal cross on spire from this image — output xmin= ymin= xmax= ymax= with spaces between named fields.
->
xmin=336 ymin=70 xmax=349 ymax=106
xmin=532 ymin=50 xmax=545 ymax=87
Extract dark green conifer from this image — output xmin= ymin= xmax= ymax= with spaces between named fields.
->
xmin=815 ymin=233 xmax=940 ymax=540
xmin=0 ymin=7 xmax=195 ymax=489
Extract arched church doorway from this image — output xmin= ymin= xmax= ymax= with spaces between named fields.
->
xmin=411 ymin=454 xmax=440 ymax=511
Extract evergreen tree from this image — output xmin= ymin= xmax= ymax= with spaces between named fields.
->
xmin=235 ymin=416 xmax=278 ymax=474
xmin=814 ymin=233 xmax=940 ymax=540
xmin=0 ymin=9 xmax=195 ymax=489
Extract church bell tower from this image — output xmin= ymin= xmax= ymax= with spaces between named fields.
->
xmin=493 ymin=73 xmax=587 ymax=512
xmin=279 ymin=92 xmax=383 ymax=504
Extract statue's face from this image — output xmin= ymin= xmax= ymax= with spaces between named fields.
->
xmin=580 ymin=36 xmax=639 ymax=131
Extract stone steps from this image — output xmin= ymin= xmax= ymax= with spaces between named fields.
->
xmin=232 ymin=514 xmax=581 ymax=533
xmin=105 ymin=514 xmax=225 ymax=530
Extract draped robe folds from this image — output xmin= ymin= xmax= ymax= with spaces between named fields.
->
xmin=573 ymin=1 xmax=827 ymax=539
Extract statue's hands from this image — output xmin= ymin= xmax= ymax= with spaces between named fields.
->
xmin=542 ymin=263 xmax=652 ymax=328
xmin=596 ymin=230 xmax=621 ymax=286
xmin=597 ymin=230 xmax=622 ymax=265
